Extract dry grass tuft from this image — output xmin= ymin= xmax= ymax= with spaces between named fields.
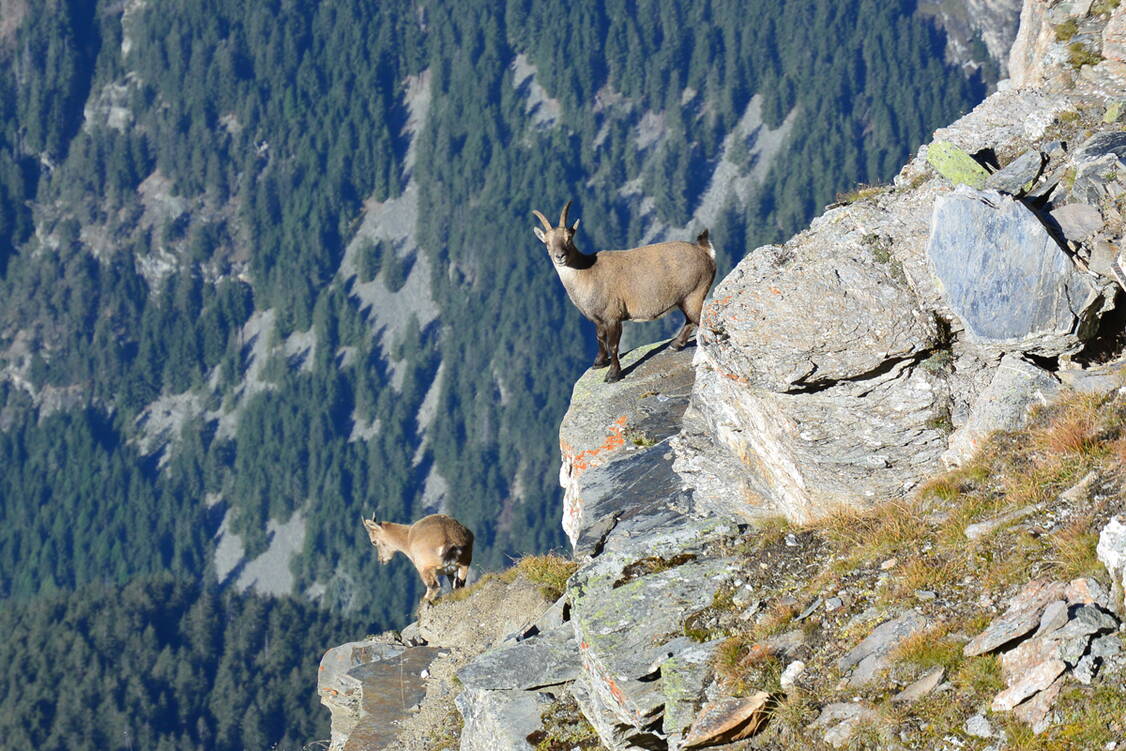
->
xmin=1049 ymin=515 xmax=1102 ymax=580
xmin=817 ymin=498 xmax=929 ymax=568
xmin=511 ymin=554 xmax=578 ymax=601
xmin=1030 ymin=394 xmax=1102 ymax=457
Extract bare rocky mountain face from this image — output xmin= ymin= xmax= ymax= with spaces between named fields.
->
xmin=321 ymin=1 xmax=1126 ymax=749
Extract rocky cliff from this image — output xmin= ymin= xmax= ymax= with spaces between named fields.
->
xmin=319 ymin=1 xmax=1126 ymax=748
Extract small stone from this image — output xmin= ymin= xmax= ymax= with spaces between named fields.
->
xmin=965 ymin=713 xmax=994 ymax=738
xmin=916 ymin=590 xmax=937 ymax=601
xmin=780 ymin=660 xmax=806 ymax=690
xmin=992 ymin=658 xmax=1067 ymax=711
xmin=880 ymin=557 xmax=898 ymax=570
xmin=840 ymin=611 xmax=929 ymax=685
xmin=764 ymin=629 xmax=807 ymax=658
xmin=796 ymin=598 xmax=823 ymax=620
xmin=811 ymin=703 xmax=877 ymax=749
xmin=739 ymin=599 xmax=762 ymax=621
xmin=1074 ymin=653 xmax=1100 ymax=685
xmin=785 ymin=533 xmax=799 ymax=547
xmin=965 ymin=505 xmax=1038 ymax=540
xmin=892 ymin=665 xmax=945 ymax=703
xmin=1060 ymin=471 xmax=1098 ymax=503
xmin=825 ymin=596 xmax=844 ymax=612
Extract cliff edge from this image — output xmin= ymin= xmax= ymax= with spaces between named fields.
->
xmin=320 ymin=1 xmax=1126 ymax=749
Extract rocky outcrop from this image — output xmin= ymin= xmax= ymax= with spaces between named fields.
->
xmin=675 ymin=0 xmax=1126 ymax=524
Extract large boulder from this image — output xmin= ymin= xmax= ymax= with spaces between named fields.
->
xmin=674 ymin=224 xmax=952 ymax=522
xmin=928 ymin=187 xmax=1102 ymax=356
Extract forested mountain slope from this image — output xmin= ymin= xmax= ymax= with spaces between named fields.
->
xmin=0 ymin=1 xmax=1003 ymax=747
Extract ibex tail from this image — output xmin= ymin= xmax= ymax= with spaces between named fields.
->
xmin=696 ymin=229 xmax=713 ymax=259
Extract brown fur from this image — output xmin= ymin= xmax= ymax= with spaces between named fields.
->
xmin=533 ymin=200 xmax=716 ymax=382
xmin=362 ymin=513 xmax=474 ymax=605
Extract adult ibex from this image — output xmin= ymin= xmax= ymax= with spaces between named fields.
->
xmin=533 ymin=200 xmax=716 ymax=382
xmin=362 ymin=513 xmax=474 ymax=605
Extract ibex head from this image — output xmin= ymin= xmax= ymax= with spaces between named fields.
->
xmin=532 ymin=200 xmax=581 ymax=266
xmin=361 ymin=514 xmax=394 ymax=563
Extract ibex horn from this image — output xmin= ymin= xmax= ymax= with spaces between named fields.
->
xmin=532 ymin=209 xmax=553 ymax=231
xmin=558 ymin=200 xmax=572 ymax=229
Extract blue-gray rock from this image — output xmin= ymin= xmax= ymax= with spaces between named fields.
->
xmin=457 ymin=625 xmax=579 ymax=691
xmin=455 ymin=687 xmax=553 ymax=751
xmin=838 ymin=611 xmax=929 ymax=685
xmin=1074 ymin=131 xmax=1126 ymax=162
xmin=966 ymin=580 xmax=1068 ymax=656
xmin=984 ymin=150 xmax=1045 ymax=194
xmin=928 ymin=187 xmax=1100 ymax=356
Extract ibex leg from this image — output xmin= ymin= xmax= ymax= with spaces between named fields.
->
xmin=604 ymin=320 xmax=623 ymax=383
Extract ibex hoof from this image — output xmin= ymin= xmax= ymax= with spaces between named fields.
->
xmin=604 ymin=370 xmax=623 ymax=383
xmin=591 ymin=359 xmax=609 ymax=369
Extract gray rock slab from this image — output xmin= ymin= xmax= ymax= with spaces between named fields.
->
xmin=944 ymin=354 xmax=1060 ymax=466
xmin=571 ymin=554 xmax=734 ymax=733
xmin=1074 ymin=653 xmax=1100 ymax=684
xmin=965 ymin=580 xmax=1067 ymax=656
xmin=984 ymin=150 xmax=1045 ymax=194
xmin=1090 ymin=632 xmax=1123 ymax=660
xmin=810 ymin=702 xmax=878 ymax=749
xmin=317 ymin=641 xmax=445 ymax=751
xmin=965 ymin=504 xmax=1040 ymax=540
xmin=928 ymin=187 xmax=1099 ymax=356
xmin=560 ymin=343 xmax=695 ymax=549
xmin=456 ymin=687 xmax=552 ymax=751
xmin=965 ymin=713 xmax=995 ymax=738
xmin=1032 ymin=600 xmax=1069 ymax=639
xmin=457 ymin=625 xmax=579 ymax=690
xmin=570 ymin=444 xmax=695 ymax=560
xmin=1058 ymin=360 xmax=1126 ymax=394
xmin=1011 ymin=675 xmax=1064 ymax=734
xmin=839 ymin=611 xmax=929 ymax=685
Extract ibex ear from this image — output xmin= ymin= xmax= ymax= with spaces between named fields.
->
xmin=533 ymin=226 xmax=546 ymax=243
xmin=362 ymin=517 xmax=377 ymax=530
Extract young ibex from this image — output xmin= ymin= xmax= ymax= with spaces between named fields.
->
xmin=533 ymin=200 xmax=716 ymax=382
xmin=362 ymin=513 xmax=474 ymax=605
